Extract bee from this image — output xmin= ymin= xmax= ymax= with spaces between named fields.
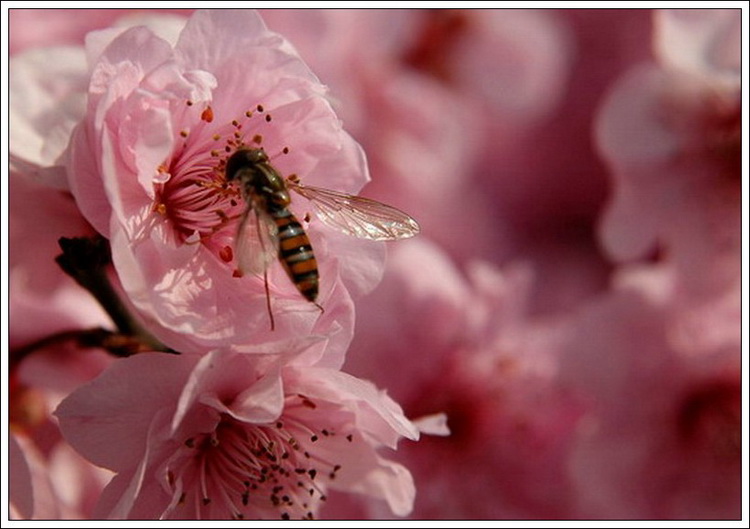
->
xmin=225 ymin=147 xmax=420 ymax=329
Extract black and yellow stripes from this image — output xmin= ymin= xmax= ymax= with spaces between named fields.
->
xmin=272 ymin=208 xmax=319 ymax=302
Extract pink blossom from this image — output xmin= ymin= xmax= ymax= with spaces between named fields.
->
xmin=570 ymin=16 xmax=741 ymax=512
xmin=653 ymin=9 xmax=740 ymax=87
xmin=9 ymin=171 xmax=112 ymax=348
xmin=264 ymin=9 xmax=631 ymax=314
xmin=10 ymin=8 xmax=744 ymax=521
xmin=8 ymin=173 xmax=116 ymax=521
xmin=340 ymin=239 xmax=583 ymax=519
xmin=10 ymin=430 xmax=113 ymax=520
xmin=10 ymin=433 xmax=62 ymax=519
xmin=55 ymin=350 xmax=422 ymax=520
xmin=8 ymin=9 xmax=194 ymax=55
xmin=9 ymin=168 xmax=115 ymax=451
xmin=261 ymin=10 xmax=577 ymax=267
xmin=10 ymin=10 xmax=385 ymax=357
xmin=559 ymin=274 xmax=741 ymax=519
xmin=595 ymin=9 xmax=740 ymax=295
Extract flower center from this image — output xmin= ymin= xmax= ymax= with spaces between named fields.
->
xmin=676 ymin=379 xmax=740 ymax=462
xmin=161 ymin=395 xmax=350 ymax=520
xmin=151 ymin=103 xmax=276 ymax=262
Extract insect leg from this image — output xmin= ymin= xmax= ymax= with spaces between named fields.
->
xmin=255 ymin=209 xmax=276 ymax=331
xmin=263 ymin=267 xmax=275 ymax=331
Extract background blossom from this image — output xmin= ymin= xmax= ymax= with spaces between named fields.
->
xmin=7 ymin=7 xmax=743 ymax=521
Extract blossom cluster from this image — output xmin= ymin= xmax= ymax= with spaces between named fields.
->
xmin=8 ymin=8 xmax=741 ymax=521
xmin=9 ymin=9 xmax=441 ymax=520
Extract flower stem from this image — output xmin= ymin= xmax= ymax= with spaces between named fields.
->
xmin=55 ymin=235 xmax=175 ymax=354
xmin=10 ymin=327 xmax=174 ymax=369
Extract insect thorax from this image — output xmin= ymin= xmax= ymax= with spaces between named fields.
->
xmin=226 ymin=149 xmax=291 ymax=209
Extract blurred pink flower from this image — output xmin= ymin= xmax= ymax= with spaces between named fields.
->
xmin=595 ymin=9 xmax=740 ymax=293
xmin=55 ymin=350 xmax=423 ymax=520
xmin=9 ymin=167 xmax=116 ymax=464
xmin=571 ymin=9 xmax=741 ymax=519
xmin=10 ymin=433 xmax=62 ymax=519
xmin=11 ymin=427 xmax=112 ymax=520
xmin=8 ymin=9 xmax=194 ymax=55
xmin=261 ymin=10 xmax=575 ymax=265
xmin=9 ymin=171 xmax=111 ymax=348
xmin=339 ymin=239 xmax=583 ymax=519
xmin=560 ymin=273 xmax=740 ymax=519
xmin=264 ymin=9 xmax=638 ymax=314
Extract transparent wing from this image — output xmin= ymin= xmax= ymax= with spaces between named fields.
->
xmin=235 ymin=205 xmax=280 ymax=276
xmin=289 ymin=183 xmax=420 ymax=241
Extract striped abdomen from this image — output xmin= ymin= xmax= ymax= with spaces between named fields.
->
xmin=271 ymin=207 xmax=319 ymax=302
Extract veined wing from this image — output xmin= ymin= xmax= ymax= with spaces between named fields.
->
xmin=289 ymin=183 xmax=420 ymax=241
xmin=235 ymin=205 xmax=280 ymax=276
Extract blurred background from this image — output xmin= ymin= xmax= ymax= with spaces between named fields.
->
xmin=8 ymin=8 xmax=743 ymax=520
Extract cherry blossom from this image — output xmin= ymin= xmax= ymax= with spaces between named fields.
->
xmin=8 ymin=7 xmax=743 ymax=522
xmin=560 ymin=271 xmax=741 ymax=519
xmin=10 ymin=9 xmax=385 ymax=357
xmin=595 ymin=9 xmax=740 ymax=292
xmin=262 ymin=9 xmax=631 ymax=313
xmin=337 ymin=239 xmax=583 ymax=519
xmin=8 ymin=9 xmax=192 ymax=55
xmin=10 ymin=434 xmax=62 ymax=519
xmin=55 ymin=350 xmax=423 ymax=520
xmin=9 ymin=171 xmax=111 ymax=348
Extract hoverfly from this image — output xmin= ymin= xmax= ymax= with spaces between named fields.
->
xmin=225 ymin=147 xmax=420 ymax=329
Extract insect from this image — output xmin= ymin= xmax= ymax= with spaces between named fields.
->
xmin=225 ymin=147 xmax=420 ymax=329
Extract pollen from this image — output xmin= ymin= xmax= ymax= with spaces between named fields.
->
xmin=201 ymin=106 xmax=214 ymax=123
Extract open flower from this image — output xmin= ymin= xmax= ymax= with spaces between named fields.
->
xmin=559 ymin=273 xmax=740 ymax=519
xmin=595 ymin=9 xmax=740 ymax=293
xmin=340 ymin=239 xmax=582 ymax=519
xmin=9 ymin=10 xmax=387 ymax=356
xmin=55 ymin=350 xmax=421 ymax=520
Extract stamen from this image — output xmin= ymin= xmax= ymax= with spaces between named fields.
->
xmin=219 ymin=246 xmax=233 ymax=263
xmin=201 ymin=106 xmax=214 ymax=123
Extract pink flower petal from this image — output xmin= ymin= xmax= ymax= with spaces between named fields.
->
xmin=10 ymin=46 xmax=89 ymax=189
xmin=55 ymin=353 xmax=197 ymax=471
xmin=9 ymin=435 xmax=34 ymax=519
xmin=654 ymin=9 xmax=740 ymax=89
